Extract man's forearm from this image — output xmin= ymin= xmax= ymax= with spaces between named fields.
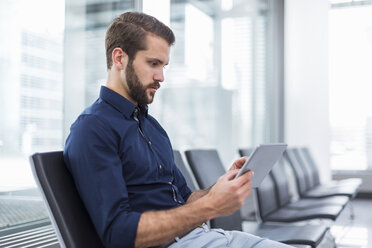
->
xmin=135 ymin=169 xmax=253 ymax=248
xmin=135 ymin=196 xmax=215 ymax=248
xmin=186 ymin=185 xmax=213 ymax=203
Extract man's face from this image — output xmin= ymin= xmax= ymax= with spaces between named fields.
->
xmin=124 ymin=34 xmax=170 ymax=106
xmin=125 ymin=60 xmax=157 ymax=106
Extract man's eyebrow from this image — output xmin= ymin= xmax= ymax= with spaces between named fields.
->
xmin=147 ymin=57 xmax=168 ymax=66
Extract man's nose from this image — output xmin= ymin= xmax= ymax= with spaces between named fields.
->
xmin=154 ymin=69 xmax=164 ymax=82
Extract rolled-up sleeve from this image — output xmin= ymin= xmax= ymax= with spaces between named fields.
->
xmin=173 ymin=165 xmax=192 ymax=202
xmin=64 ymin=114 xmax=141 ymax=248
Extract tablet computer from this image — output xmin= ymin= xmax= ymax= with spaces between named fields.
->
xmin=235 ymin=144 xmax=287 ymax=187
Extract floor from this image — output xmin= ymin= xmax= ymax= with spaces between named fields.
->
xmin=0 ymin=189 xmax=48 ymax=234
xmin=332 ymin=198 xmax=372 ymax=248
xmin=242 ymin=198 xmax=372 ymax=248
xmin=0 ymin=195 xmax=48 ymax=229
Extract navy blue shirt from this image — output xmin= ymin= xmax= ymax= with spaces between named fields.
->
xmin=63 ymin=86 xmax=192 ymax=248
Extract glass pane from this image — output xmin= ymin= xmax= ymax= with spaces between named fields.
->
xmin=63 ymin=0 xmax=136 ymax=140
xmin=65 ymin=0 xmax=135 ymax=106
xmin=329 ymin=5 xmax=372 ymax=170
xmin=221 ymin=16 xmax=253 ymax=148
xmin=0 ymin=0 xmax=274 ymax=236
xmin=146 ymin=0 xmax=268 ymax=165
xmin=0 ymin=0 xmax=64 ymax=233
xmin=150 ymin=1 xmax=218 ymax=151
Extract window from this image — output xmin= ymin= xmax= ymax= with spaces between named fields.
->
xmin=143 ymin=0 xmax=276 ymax=165
xmin=0 ymin=0 xmax=282 ymax=234
xmin=0 ymin=0 xmax=64 ymax=233
xmin=329 ymin=2 xmax=372 ymax=170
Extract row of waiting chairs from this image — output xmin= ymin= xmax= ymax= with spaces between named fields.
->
xmin=29 ymin=147 xmax=361 ymax=248
xmin=176 ymin=147 xmax=361 ymax=248
xmin=285 ymin=148 xmax=361 ymax=199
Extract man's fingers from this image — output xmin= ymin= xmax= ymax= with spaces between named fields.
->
xmin=238 ymin=180 xmax=253 ymax=198
xmin=224 ymin=169 xmax=240 ymax=180
xmin=234 ymin=181 xmax=253 ymax=203
xmin=220 ymin=169 xmax=253 ymax=193
xmin=235 ymin=170 xmax=254 ymax=185
xmin=233 ymin=156 xmax=248 ymax=169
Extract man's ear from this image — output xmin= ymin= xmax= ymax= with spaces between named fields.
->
xmin=112 ymin=47 xmax=128 ymax=70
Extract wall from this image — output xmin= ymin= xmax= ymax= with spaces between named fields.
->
xmin=285 ymin=0 xmax=331 ymax=181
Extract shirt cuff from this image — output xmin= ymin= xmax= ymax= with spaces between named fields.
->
xmin=105 ymin=211 xmax=142 ymax=248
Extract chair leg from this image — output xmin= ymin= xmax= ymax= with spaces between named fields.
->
xmin=348 ymin=201 xmax=355 ymax=220
xmin=327 ymin=230 xmax=337 ymax=248
xmin=317 ymin=230 xmax=337 ymax=248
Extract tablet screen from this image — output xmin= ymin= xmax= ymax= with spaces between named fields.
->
xmin=235 ymin=144 xmax=287 ymax=187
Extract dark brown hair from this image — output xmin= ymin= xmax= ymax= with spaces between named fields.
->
xmin=105 ymin=12 xmax=175 ymax=69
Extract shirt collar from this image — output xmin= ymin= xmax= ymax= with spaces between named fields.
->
xmin=99 ymin=86 xmax=148 ymax=119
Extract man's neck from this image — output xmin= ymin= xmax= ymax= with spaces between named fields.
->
xmin=106 ymin=73 xmax=137 ymax=105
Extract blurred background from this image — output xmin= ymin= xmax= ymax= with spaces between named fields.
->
xmin=0 ymin=0 xmax=371 ymax=243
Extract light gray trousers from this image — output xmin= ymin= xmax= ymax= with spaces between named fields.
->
xmin=169 ymin=224 xmax=294 ymax=248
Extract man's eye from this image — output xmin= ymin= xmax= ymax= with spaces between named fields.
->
xmin=149 ymin=61 xmax=158 ymax=66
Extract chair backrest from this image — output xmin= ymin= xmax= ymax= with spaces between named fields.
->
xmin=270 ymin=162 xmax=292 ymax=207
xmin=173 ymin=150 xmax=199 ymax=192
xmin=185 ymin=149 xmax=226 ymax=189
xmin=238 ymin=148 xmax=254 ymax=157
xmin=300 ymin=147 xmax=321 ymax=186
xmin=284 ymin=149 xmax=309 ymax=196
xmin=255 ymin=173 xmax=280 ymax=220
xmin=30 ymin=151 xmax=104 ymax=248
xmin=184 ymin=149 xmax=243 ymax=231
xmin=292 ymin=148 xmax=315 ymax=188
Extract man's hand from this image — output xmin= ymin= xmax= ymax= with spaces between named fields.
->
xmin=187 ymin=157 xmax=249 ymax=204
xmin=228 ymin=156 xmax=248 ymax=171
xmin=204 ymin=168 xmax=253 ymax=218
xmin=135 ymin=158 xmax=253 ymax=248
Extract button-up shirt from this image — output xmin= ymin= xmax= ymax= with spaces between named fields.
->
xmin=63 ymin=86 xmax=192 ymax=248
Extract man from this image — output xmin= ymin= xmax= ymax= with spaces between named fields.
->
xmin=64 ymin=12 xmax=292 ymax=248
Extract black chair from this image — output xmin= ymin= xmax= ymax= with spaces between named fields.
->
xmin=184 ymin=149 xmax=243 ymax=231
xmin=300 ymin=147 xmax=362 ymax=188
xmin=293 ymin=148 xmax=359 ymax=192
xmin=239 ymin=148 xmax=349 ymax=210
xmin=285 ymin=148 xmax=358 ymax=199
xmin=272 ymin=162 xmax=349 ymax=210
xmin=184 ymin=149 xmax=332 ymax=248
xmin=173 ymin=150 xmax=199 ymax=192
xmin=255 ymin=169 xmax=343 ymax=223
xmin=30 ymin=151 xmax=104 ymax=248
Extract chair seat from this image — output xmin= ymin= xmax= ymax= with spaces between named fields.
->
xmin=286 ymin=195 xmax=349 ymax=210
xmin=253 ymin=223 xmax=328 ymax=247
xmin=265 ymin=205 xmax=343 ymax=222
xmin=290 ymin=245 xmax=312 ymax=248
xmin=312 ymin=182 xmax=359 ymax=191
xmin=303 ymin=186 xmax=356 ymax=198
xmin=329 ymin=178 xmax=362 ymax=187
xmin=317 ymin=178 xmax=361 ymax=190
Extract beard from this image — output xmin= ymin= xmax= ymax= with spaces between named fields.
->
xmin=126 ymin=60 xmax=160 ymax=106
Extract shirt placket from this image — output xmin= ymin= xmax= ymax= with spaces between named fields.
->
xmin=133 ymin=108 xmax=182 ymax=205
xmin=133 ymin=108 xmax=164 ymax=177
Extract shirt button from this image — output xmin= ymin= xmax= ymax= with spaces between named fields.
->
xmin=134 ymin=108 xmax=138 ymax=113
xmin=148 ymin=141 xmax=152 ymax=145
xmin=159 ymin=165 xmax=162 ymax=169
xmin=168 ymin=181 xmax=172 ymax=185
